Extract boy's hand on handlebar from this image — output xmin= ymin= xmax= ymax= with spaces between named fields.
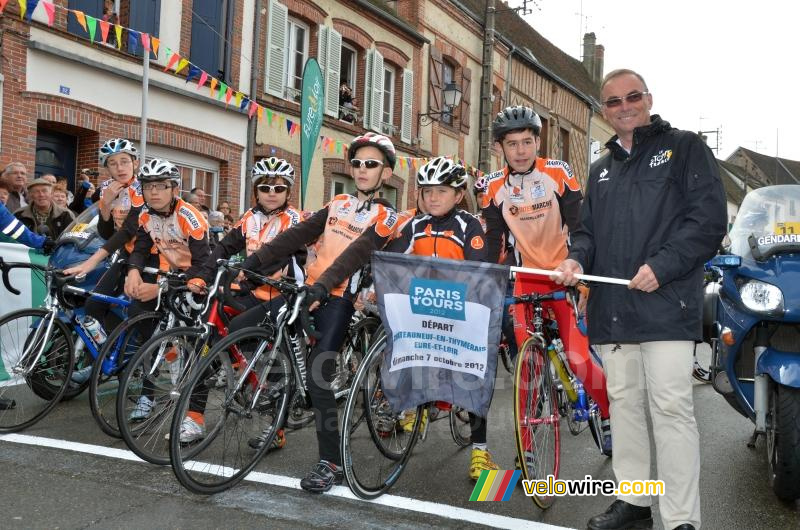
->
xmin=124 ymin=269 xmax=142 ymax=298
xmin=63 ymin=261 xmax=95 ymax=277
xmin=135 ymin=283 xmax=160 ymax=302
xmin=187 ymin=278 xmax=207 ymax=295
xmin=304 ymin=283 xmax=329 ymax=312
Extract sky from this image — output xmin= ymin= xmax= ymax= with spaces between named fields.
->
xmin=523 ymin=0 xmax=800 ymax=162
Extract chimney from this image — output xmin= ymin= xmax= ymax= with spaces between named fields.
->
xmin=582 ymin=33 xmax=596 ymax=77
xmin=593 ymin=44 xmax=605 ymax=83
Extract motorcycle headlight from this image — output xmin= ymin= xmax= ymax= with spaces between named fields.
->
xmin=738 ymin=280 xmax=784 ymax=313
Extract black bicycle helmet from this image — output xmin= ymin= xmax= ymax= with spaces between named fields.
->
xmin=492 ymin=106 xmax=542 ymax=142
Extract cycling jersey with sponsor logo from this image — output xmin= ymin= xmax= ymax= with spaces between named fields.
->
xmin=208 ymin=205 xmax=306 ymax=300
xmin=129 ymin=198 xmax=210 ymax=280
xmin=387 ymin=209 xmax=486 ymax=261
xmin=245 ymin=194 xmax=397 ymax=299
xmin=482 ymin=158 xmax=581 ymax=269
xmin=97 ymin=177 xmax=145 ymax=255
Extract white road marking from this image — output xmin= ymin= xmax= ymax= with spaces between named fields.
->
xmin=0 ymin=433 xmax=572 ymax=530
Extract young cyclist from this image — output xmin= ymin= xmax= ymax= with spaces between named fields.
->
xmin=123 ymin=159 xmax=210 ymax=436
xmin=240 ymin=132 xmax=399 ymax=493
xmin=186 ymin=158 xmax=305 ymax=449
xmin=206 ymin=157 xmax=306 ymax=332
xmin=64 ymin=138 xmax=144 ymax=383
xmin=309 ymin=156 xmax=498 ymax=480
xmin=483 ymin=105 xmax=611 ymax=453
xmin=472 ymin=176 xmax=488 ymax=232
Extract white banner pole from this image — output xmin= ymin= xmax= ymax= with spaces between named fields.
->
xmin=509 ymin=266 xmax=631 ymax=286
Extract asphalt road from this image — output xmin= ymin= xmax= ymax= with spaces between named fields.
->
xmin=1 ymin=344 xmax=799 ymax=529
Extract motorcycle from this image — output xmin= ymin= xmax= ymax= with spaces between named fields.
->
xmin=706 ymin=184 xmax=800 ymax=502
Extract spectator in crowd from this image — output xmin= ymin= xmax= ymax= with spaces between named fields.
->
xmin=217 ymin=201 xmax=232 ymax=217
xmin=55 ymin=176 xmax=75 ymax=203
xmin=339 ymin=82 xmax=358 ymax=123
xmin=52 ymin=188 xmax=69 ymax=210
xmin=189 ymin=187 xmax=210 ymax=212
xmin=41 ymin=174 xmax=58 ymax=185
xmin=208 ymin=210 xmax=226 ymax=248
xmin=0 ymin=180 xmax=9 ymax=206
xmin=15 ymin=178 xmax=75 ymax=237
xmin=2 ymin=162 xmax=29 ymax=212
xmin=223 ymin=214 xmax=234 ymax=231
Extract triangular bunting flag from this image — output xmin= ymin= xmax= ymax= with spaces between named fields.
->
xmin=196 ymin=71 xmax=208 ymax=89
xmin=217 ymin=82 xmax=227 ymax=100
xmin=175 ymin=58 xmax=189 ymax=74
xmin=0 ymin=0 xmax=10 ymax=15
xmin=285 ymin=120 xmax=293 ymax=134
xmin=150 ymin=37 xmax=159 ymax=58
xmin=257 ymin=105 xmax=264 ymax=121
xmin=239 ymin=96 xmax=249 ymax=111
xmin=209 ymin=78 xmax=218 ymax=97
xmin=26 ymin=0 xmax=39 ymax=22
xmin=127 ymin=29 xmax=140 ymax=55
xmin=99 ymin=20 xmax=110 ymax=43
xmin=224 ymin=87 xmax=233 ymax=105
xmin=86 ymin=15 xmax=97 ymax=42
xmin=114 ymin=24 xmax=122 ymax=49
xmin=73 ymin=9 xmax=87 ymax=32
xmin=248 ymin=101 xmax=258 ymax=119
xmin=234 ymin=92 xmax=243 ymax=108
xmin=141 ymin=33 xmax=150 ymax=53
xmin=185 ymin=65 xmax=202 ymax=84
xmin=164 ymin=50 xmax=180 ymax=72
xmin=266 ymin=109 xmax=273 ymax=124
xmin=41 ymin=0 xmax=55 ymax=26
xmin=18 ymin=0 xmax=26 ymax=20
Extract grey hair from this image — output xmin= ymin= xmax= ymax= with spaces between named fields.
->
xmin=2 ymin=162 xmax=26 ymax=176
xmin=601 ymin=69 xmax=649 ymax=92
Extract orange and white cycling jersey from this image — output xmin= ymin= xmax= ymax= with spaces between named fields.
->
xmin=482 ymin=158 xmax=582 ymax=269
xmin=307 ymin=194 xmax=397 ymax=297
xmin=99 ymin=177 xmax=145 ymax=210
xmin=236 ymin=206 xmax=303 ymax=300
xmin=138 ymin=198 xmax=208 ymax=271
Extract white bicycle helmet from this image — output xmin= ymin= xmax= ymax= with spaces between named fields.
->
xmin=473 ymin=176 xmax=488 ymax=196
xmin=99 ymin=138 xmax=139 ymax=166
xmin=252 ymin=157 xmax=295 ymax=186
xmin=138 ymin=158 xmax=181 ymax=185
xmin=416 ymin=156 xmax=467 ymax=189
xmin=492 ymin=106 xmax=542 ymax=142
xmin=347 ymin=132 xmax=396 ymax=170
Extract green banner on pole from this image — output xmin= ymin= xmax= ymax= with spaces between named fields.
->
xmin=300 ymin=58 xmax=325 ymax=210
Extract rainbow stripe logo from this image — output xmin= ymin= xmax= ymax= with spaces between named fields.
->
xmin=469 ymin=470 xmax=521 ymax=501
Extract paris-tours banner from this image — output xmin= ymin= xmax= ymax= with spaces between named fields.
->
xmin=372 ymin=251 xmax=509 ymax=417
xmin=299 ymin=58 xmax=324 ymax=210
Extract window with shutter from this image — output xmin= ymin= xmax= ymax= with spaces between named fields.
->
xmin=460 ymin=67 xmax=472 ymax=134
xmin=364 ymin=49 xmax=373 ymax=129
xmin=284 ymin=19 xmax=310 ymax=101
xmin=381 ymin=65 xmax=395 ymax=136
xmin=370 ymin=50 xmax=385 ymax=133
xmin=441 ymin=60 xmax=454 ymax=125
xmin=428 ymin=46 xmax=444 ymax=116
xmin=325 ymin=29 xmax=342 ymax=117
xmin=317 ymin=26 xmax=328 ymax=81
xmin=400 ymin=69 xmax=414 ymax=144
xmin=265 ymin=0 xmax=288 ymax=98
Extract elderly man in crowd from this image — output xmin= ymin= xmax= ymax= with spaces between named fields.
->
xmin=15 ymin=178 xmax=75 ymax=238
xmin=2 ymin=163 xmax=29 ymax=211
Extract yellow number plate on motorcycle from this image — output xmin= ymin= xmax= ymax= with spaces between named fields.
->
xmin=773 ymin=222 xmax=800 ymax=235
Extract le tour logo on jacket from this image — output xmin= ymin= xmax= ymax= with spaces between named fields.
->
xmin=598 ymin=168 xmax=610 ymax=182
xmin=649 ymin=149 xmax=673 ymax=169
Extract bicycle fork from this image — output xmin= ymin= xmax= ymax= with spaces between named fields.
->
xmin=15 ymin=311 xmax=58 ymax=376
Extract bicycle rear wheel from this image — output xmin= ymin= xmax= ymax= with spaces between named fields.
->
xmin=117 ymin=326 xmax=211 ymax=465
xmin=0 ymin=309 xmax=74 ymax=433
xmin=449 ymin=407 xmax=472 ymax=448
xmin=170 ymin=326 xmax=291 ymax=494
xmin=514 ymin=337 xmax=560 ymax=510
xmin=340 ymin=333 xmax=422 ymax=499
xmin=89 ymin=312 xmax=163 ymax=438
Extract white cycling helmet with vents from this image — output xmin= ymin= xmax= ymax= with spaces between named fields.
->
xmin=138 ymin=158 xmax=181 ymax=186
xmin=99 ymin=138 xmax=139 ymax=166
xmin=416 ymin=156 xmax=468 ymax=189
xmin=252 ymin=157 xmax=295 ymax=186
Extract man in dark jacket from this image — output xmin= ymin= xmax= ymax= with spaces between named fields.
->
xmin=15 ymin=178 xmax=75 ymax=238
xmin=555 ymin=69 xmax=726 ymax=530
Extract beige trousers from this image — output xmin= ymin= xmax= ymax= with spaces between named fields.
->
xmin=597 ymin=341 xmax=701 ymax=530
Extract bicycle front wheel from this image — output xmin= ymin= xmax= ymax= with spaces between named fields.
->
xmin=340 ymin=332 xmax=422 ymax=499
xmin=514 ymin=337 xmax=560 ymax=510
xmin=170 ymin=326 xmax=291 ymax=494
xmin=0 ymin=309 xmax=74 ymax=433
xmin=89 ymin=312 xmax=163 ymax=438
xmin=117 ymin=326 xmax=211 ymax=465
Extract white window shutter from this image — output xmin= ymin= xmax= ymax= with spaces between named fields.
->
xmin=265 ymin=0 xmax=288 ymax=98
xmin=364 ymin=49 xmax=373 ymax=129
xmin=370 ymin=50 xmax=384 ymax=133
xmin=325 ymin=29 xmax=342 ymax=117
xmin=317 ymin=25 xmax=328 ymax=82
xmin=401 ymin=69 xmax=413 ymax=144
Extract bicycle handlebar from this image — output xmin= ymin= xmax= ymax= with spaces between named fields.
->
xmin=0 ymin=258 xmax=49 ymax=296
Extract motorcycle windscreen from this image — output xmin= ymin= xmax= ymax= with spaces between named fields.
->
xmin=728 ymin=185 xmax=800 ymax=261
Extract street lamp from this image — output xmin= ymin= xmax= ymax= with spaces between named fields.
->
xmin=417 ymin=82 xmax=463 ymax=128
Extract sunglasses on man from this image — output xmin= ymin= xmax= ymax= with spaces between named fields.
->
xmin=349 ymin=159 xmax=384 ymax=170
xmin=256 ymin=184 xmax=289 ymax=194
xmin=602 ymin=91 xmax=649 ymax=109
